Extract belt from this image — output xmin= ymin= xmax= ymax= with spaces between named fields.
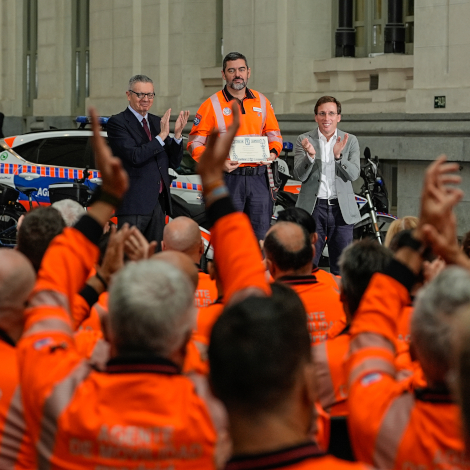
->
xmin=318 ymin=198 xmax=339 ymax=206
xmin=228 ymin=166 xmax=265 ymax=176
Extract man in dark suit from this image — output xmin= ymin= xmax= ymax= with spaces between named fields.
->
xmin=293 ymin=96 xmax=361 ymax=275
xmin=107 ymin=74 xmax=189 ymax=244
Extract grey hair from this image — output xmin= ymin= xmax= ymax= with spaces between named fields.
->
xmin=411 ymin=266 xmax=470 ymax=374
xmin=128 ymin=74 xmax=153 ymax=91
xmin=452 ymin=304 xmax=470 ymax=449
xmin=52 ymin=199 xmax=85 ymax=227
xmin=108 ymin=260 xmax=196 ymax=357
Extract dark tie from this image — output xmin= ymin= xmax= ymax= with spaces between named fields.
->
xmin=142 ymin=117 xmax=152 ymax=141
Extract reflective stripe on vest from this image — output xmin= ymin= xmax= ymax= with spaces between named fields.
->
xmin=37 ymin=361 xmax=92 ymax=470
xmin=265 ymin=130 xmax=283 ymax=144
xmin=314 ymin=342 xmax=336 ymax=412
xmin=28 ymin=290 xmax=70 ymax=312
xmin=258 ymin=93 xmax=267 ymax=133
xmin=0 ymin=387 xmax=26 ymax=470
xmin=349 ymin=332 xmax=394 ymax=355
xmin=373 ymin=392 xmax=414 ymax=469
xmin=24 ymin=317 xmax=72 ymax=338
xmin=188 ymin=135 xmax=207 ymax=153
xmin=210 ymin=94 xmax=227 ymax=133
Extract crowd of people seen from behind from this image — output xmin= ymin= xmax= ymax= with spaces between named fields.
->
xmin=2 ymin=103 xmax=470 ymax=470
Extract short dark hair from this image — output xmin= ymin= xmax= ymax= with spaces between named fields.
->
xmin=339 ymin=239 xmax=392 ymax=315
xmin=314 ymin=96 xmax=342 ymax=115
xmin=276 ymin=207 xmax=316 ymax=235
xmin=222 ymin=52 xmax=248 ymax=72
xmin=264 ymin=224 xmax=313 ymax=272
xmin=209 ymin=282 xmax=310 ymax=415
xmin=17 ymin=207 xmax=66 ymax=272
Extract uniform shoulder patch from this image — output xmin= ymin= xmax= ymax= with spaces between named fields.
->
xmin=361 ymin=372 xmax=383 ymax=387
xmin=194 ymin=113 xmax=202 ymax=126
xmin=34 ymin=337 xmax=54 ymax=350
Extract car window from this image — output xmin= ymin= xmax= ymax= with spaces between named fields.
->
xmin=37 ymin=137 xmax=91 ymax=168
xmin=12 ymin=140 xmax=44 ymax=163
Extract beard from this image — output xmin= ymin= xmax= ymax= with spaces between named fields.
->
xmin=227 ymin=78 xmax=247 ymax=90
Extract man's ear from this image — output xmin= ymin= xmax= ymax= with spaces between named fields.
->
xmin=199 ymin=239 xmax=205 ymax=256
xmin=265 ymin=257 xmax=275 ymax=277
xmin=302 ymin=362 xmax=317 ymax=406
xmin=207 ymin=260 xmax=216 ymax=280
xmin=160 ymin=241 xmax=167 ymax=251
xmin=311 ymin=233 xmax=318 ymax=257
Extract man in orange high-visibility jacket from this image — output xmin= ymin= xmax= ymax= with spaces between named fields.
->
xmin=313 ymin=239 xmax=392 ymax=417
xmin=208 ymin=281 xmax=369 ymax=470
xmin=162 ymin=216 xmax=218 ymax=307
xmin=0 ymin=250 xmax=36 ymax=470
xmin=347 ymin=235 xmax=470 ymax=469
xmin=188 ymin=52 xmax=282 ymax=240
xmin=264 ymin=221 xmax=346 ymax=344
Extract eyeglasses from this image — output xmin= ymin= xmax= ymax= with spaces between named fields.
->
xmin=317 ymin=112 xmax=338 ymax=118
xmin=128 ymin=90 xmax=156 ymax=99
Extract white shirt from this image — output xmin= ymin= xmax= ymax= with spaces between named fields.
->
xmin=307 ymin=129 xmax=337 ymax=199
xmin=127 ymin=105 xmax=182 ymax=145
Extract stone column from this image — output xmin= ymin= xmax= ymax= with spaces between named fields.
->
xmin=384 ymin=0 xmax=405 ymax=54
xmin=335 ymin=0 xmax=355 ymax=57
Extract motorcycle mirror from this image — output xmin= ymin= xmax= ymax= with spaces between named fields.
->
xmin=364 ymin=147 xmax=371 ymax=160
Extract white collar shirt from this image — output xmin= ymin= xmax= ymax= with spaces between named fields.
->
xmin=317 ymin=128 xmax=337 ymax=199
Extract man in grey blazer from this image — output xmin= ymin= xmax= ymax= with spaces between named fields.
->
xmin=293 ymin=96 xmax=361 ymax=275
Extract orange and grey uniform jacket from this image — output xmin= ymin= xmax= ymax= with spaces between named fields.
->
xmin=278 ymin=275 xmax=347 ymax=345
xmin=17 ymin=216 xmax=226 ymax=470
xmin=184 ymin=196 xmax=272 ymax=375
xmin=0 ymin=331 xmax=35 ymax=470
xmin=187 ymin=86 xmax=283 ymax=163
xmin=224 ymin=441 xmax=372 ymax=470
xmin=313 ymin=326 xmax=350 ymax=417
xmin=195 ymin=271 xmax=219 ymax=308
xmin=347 ymin=260 xmax=468 ymax=470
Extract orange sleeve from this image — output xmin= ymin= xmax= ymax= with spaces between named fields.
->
xmin=346 ymin=272 xmax=414 ymax=465
xmin=17 ymin=224 xmax=100 ymax=443
xmin=211 ymin=212 xmax=271 ymax=303
xmin=187 ymin=99 xmax=217 ymax=163
xmin=263 ymin=97 xmax=283 ymax=156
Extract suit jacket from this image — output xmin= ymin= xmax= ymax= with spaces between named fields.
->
xmin=293 ymin=128 xmax=361 ymax=225
xmin=107 ymin=107 xmax=183 ymax=216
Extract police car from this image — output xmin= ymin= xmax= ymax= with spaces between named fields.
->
xmin=0 ymin=117 xmax=205 ymax=209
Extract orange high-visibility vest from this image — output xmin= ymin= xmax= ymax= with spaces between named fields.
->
xmin=188 ymin=87 xmax=282 ymax=162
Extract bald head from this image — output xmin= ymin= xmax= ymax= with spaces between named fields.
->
xmin=162 ymin=217 xmax=204 ymax=264
xmin=0 ymin=249 xmax=36 ymax=340
xmin=264 ymin=222 xmax=313 ymax=278
xmin=152 ymin=250 xmax=199 ymax=291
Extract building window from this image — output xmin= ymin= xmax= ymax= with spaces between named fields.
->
xmin=352 ymin=0 xmax=414 ymax=57
xmin=404 ymin=0 xmax=414 ymax=54
xmin=216 ymin=0 xmax=223 ymax=66
xmin=23 ymin=0 xmax=38 ymax=116
xmin=72 ymin=0 xmax=90 ymax=115
xmin=354 ymin=0 xmax=386 ymax=57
